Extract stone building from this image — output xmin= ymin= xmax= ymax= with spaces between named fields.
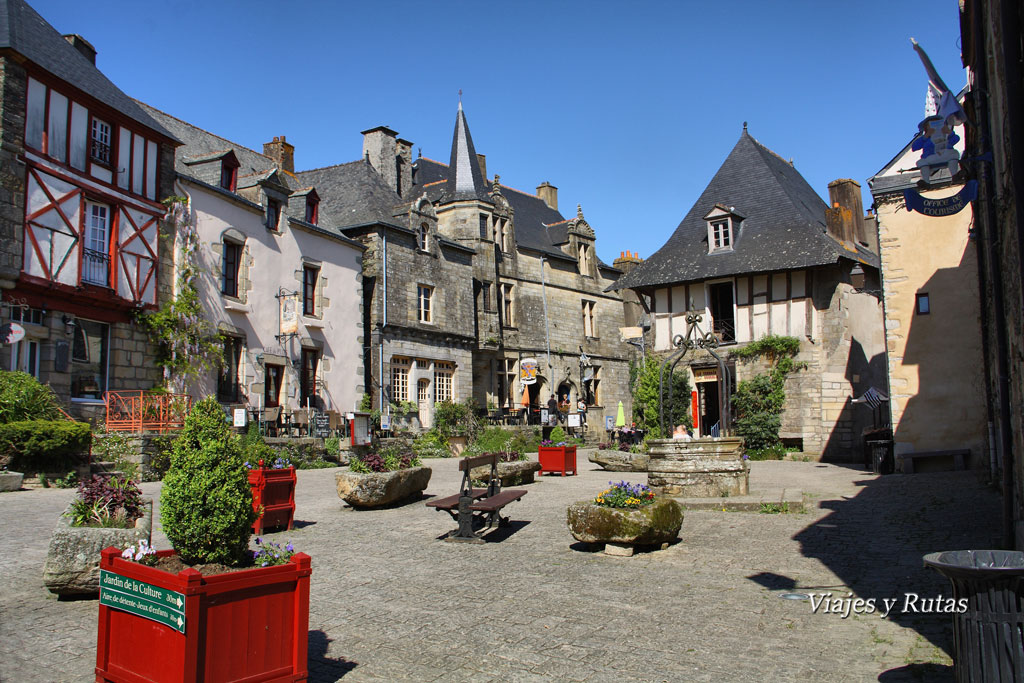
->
xmin=0 ymin=0 xmax=177 ymax=420
xmin=612 ymin=127 xmax=885 ymax=460
xmin=138 ymin=104 xmax=366 ymax=415
xmin=868 ymin=115 xmax=989 ymax=470
xmin=297 ymin=103 xmax=633 ymax=428
xmin=959 ymin=0 xmax=1024 ymax=547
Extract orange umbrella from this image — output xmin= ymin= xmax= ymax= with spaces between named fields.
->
xmin=521 ymin=386 xmax=530 ymax=407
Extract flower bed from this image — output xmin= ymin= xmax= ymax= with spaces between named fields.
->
xmin=567 ymin=481 xmax=683 ymax=556
xmin=336 ymin=447 xmax=431 ymax=508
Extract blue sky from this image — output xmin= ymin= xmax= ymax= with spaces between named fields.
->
xmin=35 ymin=0 xmax=965 ymax=265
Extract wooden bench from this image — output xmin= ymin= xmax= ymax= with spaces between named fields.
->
xmin=425 ymin=453 xmax=527 ymax=543
xmin=896 ymin=449 xmax=969 ymax=474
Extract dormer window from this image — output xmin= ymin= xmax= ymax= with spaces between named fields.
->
xmin=417 ymin=223 xmax=429 ymax=251
xmin=267 ymin=199 xmax=281 ymax=231
xmin=305 ymin=195 xmax=319 ymax=225
xmin=578 ymin=243 xmax=591 ymax=275
xmin=711 ymin=220 xmax=732 ymax=250
xmin=220 ymin=158 xmax=238 ymax=192
xmin=703 ymin=204 xmax=743 ymax=254
xmin=90 ymin=118 xmax=111 ymax=164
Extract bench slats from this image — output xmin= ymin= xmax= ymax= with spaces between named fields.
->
xmin=459 ymin=454 xmax=499 ymax=472
xmin=469 ymin=489 xmax=527 ymax=512
xmin=425 ymin=489 xmax=488 ymax=510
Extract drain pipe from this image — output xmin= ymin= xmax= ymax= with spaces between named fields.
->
xmin=379 ymin=233 xmax=388 ymax=411
xmin=540 ymin=255 xmax=552 ymax=377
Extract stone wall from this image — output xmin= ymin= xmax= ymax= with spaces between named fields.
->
xmin=0 ymin=57 xmax=26 ymax=290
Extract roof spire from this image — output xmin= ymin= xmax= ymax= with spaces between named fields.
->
xmin=445 ymin=99 xmax=489 ymax=202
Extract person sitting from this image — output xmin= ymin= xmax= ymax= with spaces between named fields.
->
xmin=672 ymin=424 xmax=693 ymax=440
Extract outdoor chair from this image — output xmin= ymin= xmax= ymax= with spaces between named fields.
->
xmin=291 ymin=408 xmax=309 ymax=437
xmin=263 ymin=406 xmax=282 ymax=437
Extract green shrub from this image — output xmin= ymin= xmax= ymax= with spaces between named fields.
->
xmin=160 ymin=398 xmax=254 ymax=566
xmin=733 ymin=412 xmax=782 ymax=451
xmin=0 ymin=419 xmax=91 ymax=472
xmin=548 ymin=426 xmax=567 ymax=443
xmin=746 ymin=443 xmax=788 ymax=461
xmin=433 ymin=400 xmax=480 ymax=440
xmin=144 ymin=435 xmax=176 ymax=481
xmin=324 ymin=436 xmax=340 ymax=455
xmin=467 ymin=427 xmax=527 ymax=460
xmin=630 ymin=356 xmax=691 ymax=439
xmin=731 ymin=335 xmax=805 ymax=450
xmin=91 ymin=427 xmax=140 ymax=480
xmin=412 ymin=429 xmax=450 ymax=458
xmin=0 ymin=371 xmax=61 ymax=424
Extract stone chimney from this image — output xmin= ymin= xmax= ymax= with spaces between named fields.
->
xmin=63 ymin=34 xmax=96 ymax=65
xmin=476 ymin=154 xmax=487 ymax=182
xmin=612 ymin=250 xmax=644 ymax=274
xmin=395 ymin=138 xmax=413 ymax=198
xmin=263 ymin=136 xmax=294 ymax=173
xmin=825 ymin=178 xmax=865 ymax=245
xmin=537 ymin=182 xmax=558 ymax=211
xmin=361 ymin=126 xmax=399 ymax=192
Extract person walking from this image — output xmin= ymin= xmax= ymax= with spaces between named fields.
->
xmin=547 ymin=394 xmax=560 ymax=425
xmin=576 ymin=397 xmax=587 ymax=427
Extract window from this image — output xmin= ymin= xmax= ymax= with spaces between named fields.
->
xmin=586 ymin=366 xmax=601 ymax=406
xmin=217 ymin=336 xmax=243 ymax=402
xmin=503 ymin=359 xmax=517 ymax=408
xmin=417 ymin=378 xmax=430 ymax=405
xmin=300 ymin=349 xmax=319 ymax=406
xmin=303 ymin=265 xmax=319 ymax=316
xmin=418 ymin=284 xmax=433 ymax=323
xmin=390 ymin=356 xmax=410 ymax=402
xmin=499 ymin=283 xmax=514 ymax=326
xmin=479 ymin=214 xmax=488 ymax=239
xmin=710 ymin=219 xmax=732 ymax=251
xmin=264 ymin=363 xmax=283 ymax=408
xmin=582 ymin=300 xmax=597 ymax=337
xmin=417 ymin=223 xmax=429 ymax=251
xmin=9 ymin=307 xmax=44 ymax=326
xmin=305 ymin=196 xmax=319 ymax=225
xmin=916 ymin=292 xmax=931 ymax=315
xmin=708 ymin=281 xmax=736 ymax=342
xmin=222 ymin=241 xmax=242 ymax=297
xmin=83 ymin=202 xmax=110 ymax=286
xmin=90 ymin=118 xmax=111 ymax=164
xmin=493 ymin=218 xmax=508 ymax=252
xmin=267 ymin=199 xmax=281 ymax=231
xmin=480 ymin=282 xmax=492 ymax=312
xmin=578 ymin=243 xmax=590 ymax=275
xmin=10 ymin=339 xmax=40 ymax=378
xmin=434 ymin=361 xmax=454 ymax=403
xmin=71 ymin=319 xmax=108 ymax=400
xmin=220 ymin=160 xmax=238 ymax=192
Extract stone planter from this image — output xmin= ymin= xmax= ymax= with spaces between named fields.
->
xmin=43 ymin=499 xmax=153 ymax=596
xmin=647 ymin=437 xmax=749 ymax=497
xmin=335 ymin=466 xmax=432 ymax=508
xmin=589 ymin=450 xmax=649 ymax=472
xmin=470 ymin=460 xmax=542 ymax=486
xmin=447 ymin=435 xmax=469 ymax=457
xmin=0 ymin=470 xmax=24 ymax=492
xmin=567 ymin=498 xmax=683 ymax=556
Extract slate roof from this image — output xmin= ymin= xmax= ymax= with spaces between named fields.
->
xmin=296 ymin=161 xmax=404 ymax=230
xmin=0 ymin=0 xmax=175 ymax=141
xmin=611 ymin=130 xmax=871 ymax=291
xmin=443 ymin=102 xmax=491 ymax=203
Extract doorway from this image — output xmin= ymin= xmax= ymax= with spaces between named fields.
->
xmin=417 ymin=378 xmax=432 ymax=428
xmin=708 ymin=281 xmax=736 ymax=342
xmin=698 ymin=380 xmax=720 ymax=437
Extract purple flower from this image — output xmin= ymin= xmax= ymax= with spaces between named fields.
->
xmin=286 ymin=543 xmax=294 ymax=552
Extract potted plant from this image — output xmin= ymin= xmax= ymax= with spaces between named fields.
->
xmin=567 ymin=480 xmax=684 ymax=556
xmin=537 ymin=427 xmax=578 ymax=476
xmin=433 ymin=400 xmax=479 ymax=456
xmin=335 ymin=444 xmax=431 ymax=508
xmin=43 ymin=475 xmax=152 ymax=596
xmin=241 ymin=424 xmax=296 ymax=534
xmin=95 ymin=398 xmax=311 ymax=682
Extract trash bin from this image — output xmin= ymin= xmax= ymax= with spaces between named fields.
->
xmin=924 ymin=550 xmax=1024 ymax=683
xmin=862 ymin=427 xmax=892 ymax=469
xmin=867 ymin=439 xmax=894 ymax=475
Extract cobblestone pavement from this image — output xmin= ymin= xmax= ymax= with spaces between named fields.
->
xmin=0 ymin=456 xmax=1000 ymax=682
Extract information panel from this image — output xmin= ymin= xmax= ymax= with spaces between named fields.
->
xmin=100 ymin=570 xmax=185 ymax=633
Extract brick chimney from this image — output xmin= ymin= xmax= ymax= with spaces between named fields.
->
xmin=63 ymin=34 xmax=96 ymax=65
xmin=263 ymin=136 xmax=294 ymax=173
xmin=612 ymin=250 xmax=644 ymax=274
xmin=825 ymin=179 xmax=865 ymax=245
xmin=537 ymin=182 xmax=558 ymax=211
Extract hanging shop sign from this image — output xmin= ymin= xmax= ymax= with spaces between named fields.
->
xmin=904 ymin=180 xmax=977 ymax=217
xmin=0 ymin=322 xmax=25 ymax=344
xmin=519 ymin=358 xmax=538 ymax=385
xmin=280 ymin=295 xmax=299 ymax=336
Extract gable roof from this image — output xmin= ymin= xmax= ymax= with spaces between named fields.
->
xmin=0 ymin=0 xmax=175 ymax=141
xmin=611 ymin=130 xmax=856 ymax=291
xmin=296 ymin=160 xmax=404 ymax=230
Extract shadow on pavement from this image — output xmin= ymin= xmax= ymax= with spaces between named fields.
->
xmin=308 ymin=629 xmax=357 ymax=681
xmin=877 ymin=662 xmax=954 ymax=682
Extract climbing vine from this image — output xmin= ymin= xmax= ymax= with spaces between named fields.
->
xmin=139 ymin=197 xmax=223 ymax=393
xmin=730 ymin=335 xmax=806 ymax=451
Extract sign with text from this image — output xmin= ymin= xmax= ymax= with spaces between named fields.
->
xmin=519 ymin=358 xmax=538 ymax=385
xmin=567 ymin=414 xmax=581 ymax=428
xmin=100 ymin=570 xmax=185 ymax=633
xmin=312 ymin=413 xmax=330 ymax=437
xmin=904 ymin=180 xmax=977 ymax=217
xmin=233 ymin=408 xmax=247 ymax=427
xmin=280 ymin=294 xmax=299 ymax=336
xmin=0 ymin=322 xmax=25 ymax=344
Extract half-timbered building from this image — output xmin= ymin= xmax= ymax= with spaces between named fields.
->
xmin=0 ymin=0 xmax=177 ymax=418
xmin=612 ymin=127 xmax=886 ymax=460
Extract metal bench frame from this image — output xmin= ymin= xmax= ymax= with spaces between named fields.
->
xmin=426 ymin=453 xmax=527 ymax=543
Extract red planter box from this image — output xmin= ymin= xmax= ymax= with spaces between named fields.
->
xmin=249 ymin=465 xmax=297 ymax=535
xmin=95 ymin=547 xmax=311 ymax=683
xmin=538 ymin=445 xmax=577 ymax=476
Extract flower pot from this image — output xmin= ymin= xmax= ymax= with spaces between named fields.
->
xmin=538 ymin=445 xmax=577 ymax=476
xmin=566 ymin=498 xmax=683 ymax=551
xmin=43 ymin=499 xmax=153 ymax=596
xmin=248 ymin=466 xmax=296 ymax=534
xmin=335 ymin=466 xmax=432 ymax=508
xmin=470 ymin=460 xmax=542 ymax=486
xmin=447 ymin=435 xmax=469 ymax=457
xmin=95 ymin=547 xmax=311 ymax=683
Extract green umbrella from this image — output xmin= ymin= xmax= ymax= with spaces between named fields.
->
xmin=615 ymin=400 xmax=626 ymax=427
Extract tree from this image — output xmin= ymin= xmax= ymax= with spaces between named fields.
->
xmin=630 ymin=356 xmax=691 ymax=439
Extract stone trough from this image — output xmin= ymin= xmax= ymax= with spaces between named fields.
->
xmin=647 ymin=437 xmax=749 ymax=497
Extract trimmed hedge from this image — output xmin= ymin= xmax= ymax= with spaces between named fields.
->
xmin=0 ymin=419 xmax=92 ymax=472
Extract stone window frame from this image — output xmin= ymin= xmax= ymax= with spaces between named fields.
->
xmin=499 ymin=283 xmax=515 ymax=328
xmin=434 ymin=361 xmax=454 ymax=403
xmin=417 ymin=283 xmax=434 ymax=324
xmin=213 ymin=228 xmax=250 ymax=304
xmin=70 ymin=318 xmax=109 ymax=403
xmin=302 ymin=263 xmax=320 ymax=316
xmin=581 ymin=299 xmax=597 ymax=338
xmin=390 ymin=356 xmax=411 ymax=403
xmin=266 ymin=197 xmax=282 ymax=231
xmin=578 ymin=243 xmax=591 ymax=277
xmin=417 ymin=222 xmax=430 ymax=251
xmin=217 ymin=333 xmax=244 ymax=403
xmin=480 ymin=281 xmax=493 ymax=313
xmin=295 ymin=257 xmax=327 ymax=320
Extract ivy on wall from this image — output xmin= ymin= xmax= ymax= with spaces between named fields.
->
xmin=730 ymin=335 xmax=806 ymax=451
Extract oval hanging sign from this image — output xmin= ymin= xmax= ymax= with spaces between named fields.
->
xmin=519 ymin=358 xmax=538 ymax=385
xmin=0 ymin=322 xmax=25 ymax=344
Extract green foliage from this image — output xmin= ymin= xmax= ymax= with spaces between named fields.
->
xmin=0 ymin=371 xmax=61 ymax=424
xmin=53 ymin=471 xmax=78 ymax=488
xmin=0 ymin=420 xmax=91 ymax=472
xmin=92 ymin=427 xmax=140 ymax=480
xmin=358 ymin=393 xmax=373 ymax=411
xmin=466 ymin=427 xmax=527 ymax=461
xmin=412 ymin=429 xmax=450 ymax=458
xmin=745 ymin=443 xmax=788 ymax=461
xmin=144 ymin=435 xmax=176 ymax=481
xmin=548 ymin=425 xmax=567 ymax=443
xmin=433 ymin=400 xmax=480 ymax=440
xmin=160 ymin=398 xmax=254 ymax=566
xmin=759 ymin=502 xmax=792 ymax=514
xmin=350 ymin=443 xmax=421 ymax=473
xmin=324 ymin=436 xmax=340 ymax=455
xmin=731 ymin=336 xmax=806 ymax=450
xmin=630 ymin=356 xmax=691 ymax=439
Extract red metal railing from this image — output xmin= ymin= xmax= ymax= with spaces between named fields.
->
xmin=104 ymin=390 xmax=192 ymax=433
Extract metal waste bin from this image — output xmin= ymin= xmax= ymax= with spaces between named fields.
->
xmin=924 ymin=550 xmax=1024 ymax=682
xmin=867 ymin=439 xmax=894 ymax=474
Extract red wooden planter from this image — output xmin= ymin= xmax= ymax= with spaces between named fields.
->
xmin=538 ymin=445 xmax=577 ymax=476
xmin=95 ymin=547 xmax=311 ymax=683
xmin=249 ymin=464 xmax=297 ymax=534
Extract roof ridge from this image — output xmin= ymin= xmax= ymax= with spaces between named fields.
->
xmin=746 ymin=131 xmax=792 ymax=167
xmin=135 ymin=100 xmax=271 ymax=163
xmin=296 ymin=159 xmax=365 ymax=175
xmin=417 ymin=156 xmax=449 ymax=167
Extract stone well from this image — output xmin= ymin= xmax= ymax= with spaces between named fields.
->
xmin=647 ymin=437 xmax=749 ymax=497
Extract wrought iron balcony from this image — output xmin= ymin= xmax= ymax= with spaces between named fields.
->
xmin=81 ymin=248 xmax=110 ymax=286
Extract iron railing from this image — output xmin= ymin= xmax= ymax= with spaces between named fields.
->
xmin=105 ymin=390 xmax=192 ymax=433
xmin=82 ymin=248 xmax=110 ymax=286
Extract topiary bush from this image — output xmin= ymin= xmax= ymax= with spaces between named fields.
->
xmin=0 ymin=370 xmax=61 ymax=423
xmin=0 ymin=419 xmax=91 ymax=472
xmin=160 ymin=398 xmax=254 ymax=566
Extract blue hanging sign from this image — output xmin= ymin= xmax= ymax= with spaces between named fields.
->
xmin=903 ymin=180 xmax=977 ymax=217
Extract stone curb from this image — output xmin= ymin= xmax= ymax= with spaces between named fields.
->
xmin=675 ymin=488 xmax=805 ymax=512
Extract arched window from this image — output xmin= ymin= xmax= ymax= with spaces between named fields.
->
xmin=417 ymin=223 xmax=429 ymax=251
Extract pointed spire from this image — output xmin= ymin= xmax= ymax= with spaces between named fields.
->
xmin=445 ymin=98 xmax=490 ymax=203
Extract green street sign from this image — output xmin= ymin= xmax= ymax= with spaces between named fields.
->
xmin=100 ymin=570 xmax=186 ymax=634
